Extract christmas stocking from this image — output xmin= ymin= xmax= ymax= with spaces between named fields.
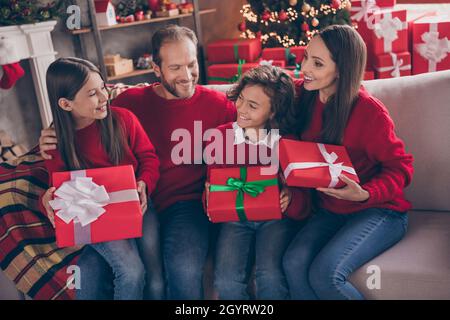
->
xmin=0 ymin=63 xmax=25 ymax=89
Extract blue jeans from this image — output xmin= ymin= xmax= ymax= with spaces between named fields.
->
xmin=76 ymin=204 xmax=164 ymax=300
xmin=159 ymin=200 xmax=211 ymax=300
xmin=283 ymin=207 xmax=408 ymax=300
xmin=214 ymin=218 xmax=301 ymax=300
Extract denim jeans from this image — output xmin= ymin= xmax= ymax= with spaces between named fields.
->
xmin=214 ymin=218 xmax=301 ymax=300
xmin=159 ymin=200 xmax=211 ymax=300
xmin=283 ymin=207 xmax=408 ymax=300
xmin=75 ymin=203 xmax=164 ymax=300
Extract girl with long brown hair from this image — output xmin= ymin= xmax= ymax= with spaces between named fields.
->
xmin=39 ymin=57 xmax=161 ymax=299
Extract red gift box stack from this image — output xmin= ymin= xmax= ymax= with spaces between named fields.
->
xmin=207 ymin=38 xmax=263 ymax=84
xmin=50 ymin=165 xmax=143 ymax=248
xmin=206 ymin=38 xmax=303 ymax=84
xmin=351 ymin=1 xmax=449 ymax=78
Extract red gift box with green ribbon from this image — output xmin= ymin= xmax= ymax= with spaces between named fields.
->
xmin=261 ymin=46 xmax=306 ymax=66
xmin=207 ymin=61 xmax=259 ymax=84
xmin=207 ymin=167 xmax=281 ymax=223
xmin=207 ymin=39 xmax=262 ymax=64
xmin=49 ymin=165 xmax=143 ymax=248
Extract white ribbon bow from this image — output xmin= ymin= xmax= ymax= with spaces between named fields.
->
xmin=351 ymin=0 xmax=380 ymax=22
xmin=259 ymin=59 xmax=274 ymax=66
xmin=369 ymin=13 xmax=407 ymax=52
xmin=375 ymin=53 xmax=411 ymax=77
xmin=416 ymin=30 xmax=450 ymax=72
xmin=283 ymin=143 xmax=357 ymax=188
xmin=49 ymin=177 xmax=111 ymax=227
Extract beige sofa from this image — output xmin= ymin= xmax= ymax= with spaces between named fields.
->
xmin=1 ymin=70 xmax=450 ymax=300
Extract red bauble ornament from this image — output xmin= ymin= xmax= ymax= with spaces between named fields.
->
xmin=331 ymin=0 xmax=341 ymax=9
xmin=262 ymin=10 xmax=271 ymax=21
xmin=238 ymin=21 xmax=246 ymax=32
xmin=148 ymin=0 xmax=159 ymax=12
xmin=301 ymin=22 xmax=310 ymax=32
xmin=279 ymin=10 xmax=288 ymax=22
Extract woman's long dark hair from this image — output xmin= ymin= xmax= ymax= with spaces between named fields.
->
xmin=296 ymin=25 xmax=367 ymax=144
xmin=46 ymin=57 xmax=127 ymax=170
xmin=227 ymin=65 xmax=297 ymax=135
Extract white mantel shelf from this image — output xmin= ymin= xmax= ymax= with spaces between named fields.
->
xmin=0 ymin=20 xmax=58 ymax=128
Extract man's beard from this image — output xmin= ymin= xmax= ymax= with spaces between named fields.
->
xmin=160 ymin=73 xmax=195 ymax=99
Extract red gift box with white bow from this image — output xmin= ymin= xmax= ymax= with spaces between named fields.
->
xmin=279 ymin=139 xmax=359 ymax=189
xmin=49 ymin=165 xmax=143 ymax=248
xmin=412 ymin=15 xmax=450 ymax=75
xmin=374 ymin=51 xmax=411 ymax=79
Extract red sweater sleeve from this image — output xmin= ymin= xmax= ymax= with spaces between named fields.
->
xmin=361 ymin=108 xmax=414 ymax=206
xmin=119 ymin=108 xmax=160 ymax=196
xmin=39 ymin=150 xmax=65 ymax=218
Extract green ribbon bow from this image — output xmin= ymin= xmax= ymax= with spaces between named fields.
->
xmin=208 ymin=59 xmax=246 ymax=83
xmin=209 ymin=167 xmax=278 ymax=222
xmin=294 ymin=63 xmax=301 ymax=78
xmin=234 ymin=43 xmax=241 ymax=62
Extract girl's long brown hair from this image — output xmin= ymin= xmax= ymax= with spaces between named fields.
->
xmin=46 ymin=57 xmax=127 ymax=170
xmin=227 ymin=65 xmax=297 ymax=135
xmin=296 ymin=25 xmax=367 ymax=144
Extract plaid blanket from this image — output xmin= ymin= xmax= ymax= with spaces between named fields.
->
xmin=0 ymin=148 xmax=82 ymax=300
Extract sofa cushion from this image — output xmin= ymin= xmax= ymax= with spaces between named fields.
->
xmin=362 ymin=71 xmax=450 ymax=211
xmin=348 ymin=210 xmax=450 ymax=300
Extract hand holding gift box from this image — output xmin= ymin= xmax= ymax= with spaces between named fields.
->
xmin=279 ymin=139 xmax=359 ymax=189
xmin=207 ymin=167 xmax=281 ymax=223
xmin=49 ymin=165 xmax=143 ymax=248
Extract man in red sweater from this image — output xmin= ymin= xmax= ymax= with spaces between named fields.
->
xmin=39 ymin=25 xmax=236 ymax=299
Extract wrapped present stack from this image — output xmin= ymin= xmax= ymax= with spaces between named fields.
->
xmin=351 ymin=0 xmax=448 ymax=79
xmin=49 ymin=165 xmax=143 ymax=248
xmin=206 ymin=38 xmax=306 ymax=84
xmin=206 ymin=38 xmax=263 ymax=84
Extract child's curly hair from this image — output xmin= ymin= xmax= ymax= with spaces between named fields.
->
xmin=227 ymin=65 xmax=297 ymax=135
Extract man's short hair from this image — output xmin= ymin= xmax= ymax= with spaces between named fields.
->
xmin=152 ymin=25 xmax=198 ymax=67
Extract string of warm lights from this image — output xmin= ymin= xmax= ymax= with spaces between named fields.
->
xmin=239 ymin=1 xmax=352 ymax=47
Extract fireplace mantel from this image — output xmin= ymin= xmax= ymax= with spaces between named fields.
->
xmin=0 ymin=20 xmax=57 ymax=128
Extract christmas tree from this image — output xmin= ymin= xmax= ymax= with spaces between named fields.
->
xmin=239 ymin=0 xmax=353 ymax=48
xmin=0 ymin=0 xmax=66 ymax=26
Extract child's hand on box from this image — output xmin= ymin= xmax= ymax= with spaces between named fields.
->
xmin=280 ymin=187 xmax=292 ymax=213
xmin=137 ymin=180 xmax=147 ymax=214
xmin=42 ymin=187 xmax=56 ymax=227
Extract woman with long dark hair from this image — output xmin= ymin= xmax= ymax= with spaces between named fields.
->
xmin=283 ymin=25 xmax=414 ymax=299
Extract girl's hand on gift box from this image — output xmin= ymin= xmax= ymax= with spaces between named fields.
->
xmin=316 ymin=174 xmax=370 ymax=202
xmin=280 ymin=187 xmax=292 ymax=213
xmin=39 ymin=127 xmax=57 ymax=160
xmin=42 ymin=187 xmax=56 ymax=228
xmin=137 ymin=180 xmax=147 ymax=214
